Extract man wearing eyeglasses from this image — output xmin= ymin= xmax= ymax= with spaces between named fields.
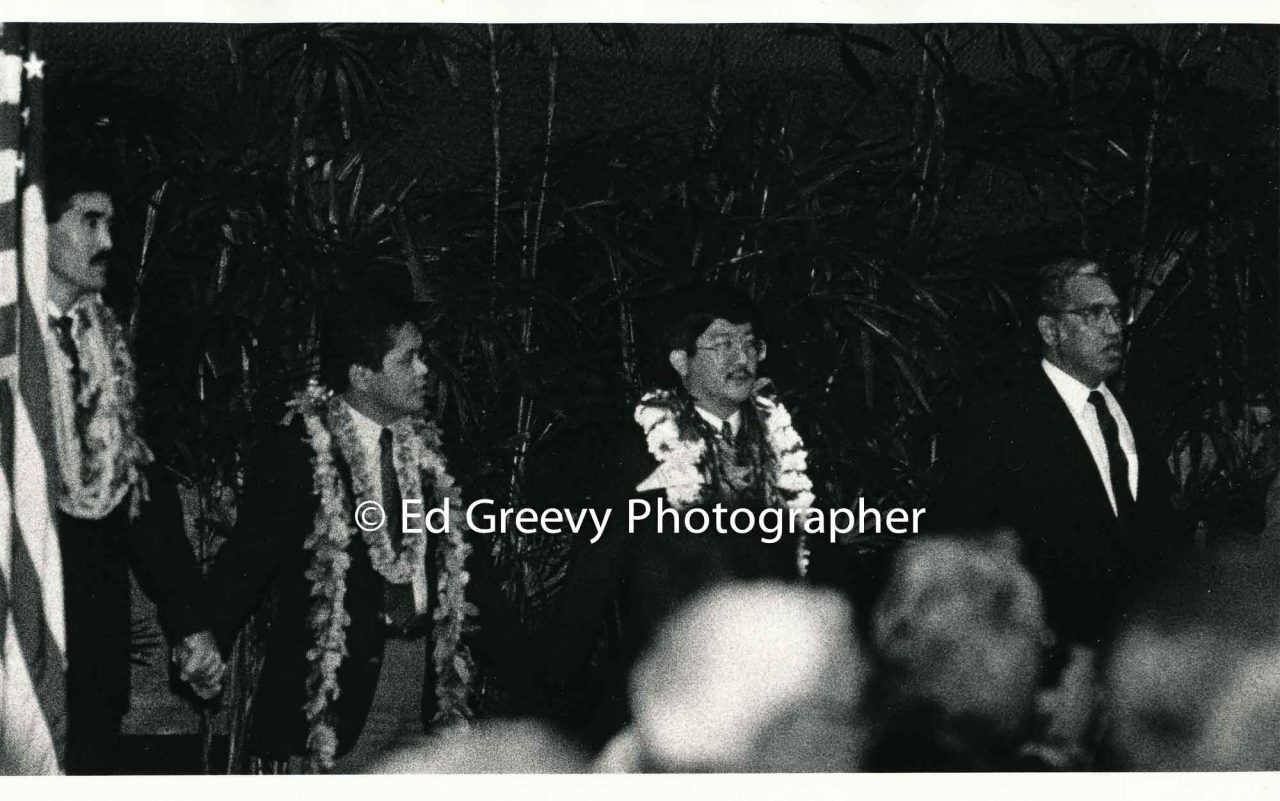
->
xmin=932 ymin=257 xmax=1182 ymax=669
xmin=528 ymin=284 xmax=852 ymax=750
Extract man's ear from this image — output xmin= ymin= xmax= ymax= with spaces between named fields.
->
xmin=347 ymin=363 xmax=375 ymax=392
xmin=668 ymin=350 xmax=690 ymax=379
xmin=1035 ymin=315 xmax=1058 ymax=351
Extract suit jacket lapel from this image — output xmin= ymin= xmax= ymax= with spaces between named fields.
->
xmin=1029 ymin=368 xmax=1117 ymax=523
xmin=1111 ymin=388 xmax=1158 ymax=501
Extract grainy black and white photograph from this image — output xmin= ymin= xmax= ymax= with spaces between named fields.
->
xmin=0 ymin=10 xmax=1278 ymax=786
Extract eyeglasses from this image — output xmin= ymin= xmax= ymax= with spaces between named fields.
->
xmin=1055 ymin=303 xmax=1134 ymax=328
xmin=695 ymin=336 xmax=767 ymax=359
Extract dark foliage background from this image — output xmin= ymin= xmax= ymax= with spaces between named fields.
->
xmin=41 ymin=23 xmax=1279 ymax=767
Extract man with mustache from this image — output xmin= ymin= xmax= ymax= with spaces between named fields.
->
xmin=204 ymin=294 xmax=520 ymax=772
xmin=931 ymin=258 xmax=1182 ymax=687
xmin=44 ymin=158 xmax=223 ymax=773
xmin=531 ymin=285 xmax=850 ymax=749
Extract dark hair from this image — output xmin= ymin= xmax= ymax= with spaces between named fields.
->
xmin=661 ymin=284 xmax=761 ymax=356
xmin=318 ymin=291 xmax=421 ymax=393
xmin=1102 ymin=545 xmax=1280 ymax=770
xmin=1032 ymin=256 xmax=1109 ymax=318
xmin=44 ymin=152 xmax=116 ymax=223
xmin=1116 ymin=544 xmax=1280 ymax=645
xmin=869 ymin=534 xmax=1048 ymax=763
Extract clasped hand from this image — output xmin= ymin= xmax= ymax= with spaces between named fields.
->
xmin=171 ymin=630 xmax=225 ymax=700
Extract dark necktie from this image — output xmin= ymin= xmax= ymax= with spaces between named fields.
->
xmin=712 ymin=417 xmax=755 ymax=504
xmin=51 ymin=314 xmax=81 ymax=389
xmin=380 ymin=428 xmax=418 ymax=628
xmin=1088 ymin=391 xmax=1136 ymax=521
xmin=51 ymin=314 xmax=94 ymax=452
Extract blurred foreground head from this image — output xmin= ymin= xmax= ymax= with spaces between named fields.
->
xmin=1105 ymin=546 xmax=1280 ymax=770
xmin=628 ymin=580 xmax=866 ymax=772
xmin=868 ymin=532 xmax=1051 ymax=769
xmin=364 ymin=719 xmax=588 ymax=773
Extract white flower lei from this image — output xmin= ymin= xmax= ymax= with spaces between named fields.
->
xmin=288 ymin=383 xmax=476 ymax=772
xmin=49 ymin=294 xmax=152 ymax=520
xmin=633 ymin=388 xmax=816 ymax=577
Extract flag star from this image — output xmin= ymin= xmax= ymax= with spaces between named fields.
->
xmin=15 ymin=157 xmax=25 ymax=175
xmin=21 ymin=107 xmax=30 ymax=124
xmin=23 ymin=53 xmax=44 ymax=80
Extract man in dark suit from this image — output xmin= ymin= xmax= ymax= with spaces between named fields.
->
xmin=532 ymin=285 xmax=852 ymax=748
xmin=205 ymin=293 xmax=517 ymax=773
xmin=931 ymin=257 xmax=1183 ymax=658
xmin=44 ymin=159 xmax=221 ymax=774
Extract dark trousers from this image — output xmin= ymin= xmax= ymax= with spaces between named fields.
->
xmin=59 ymin=512 xmax=131 ymax=776
xmin=64 ymin=694 xmax=123 ymax=775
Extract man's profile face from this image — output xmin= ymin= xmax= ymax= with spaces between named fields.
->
xmin=1040 ymin=274 xmax=1124 ymax=388
xmin=49 ymin=192 xmax=114 ymax=302
xmin=671 ymin=318 xmax=764 ymax=418
xmin=357 ymin=323 xmax=430 ymax=420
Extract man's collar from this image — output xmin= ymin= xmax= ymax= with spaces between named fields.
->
xmin=344 ymin=399 xmax=392 ymax=440
xmin=1041 ymin=358 xmax=1112 ymax=410
xmin=695 ymin=405 xmax=741 ymax=436
xmin=47 ymin=293 xmax=101 ymax=320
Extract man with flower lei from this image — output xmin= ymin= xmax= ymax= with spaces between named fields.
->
xmin=205 ymin=294 xmax=519 ymax=773
xmin=42 ymin=157 xmax=223 ymax=774
xmin=532 ymin=285 xmax=854 ymax=748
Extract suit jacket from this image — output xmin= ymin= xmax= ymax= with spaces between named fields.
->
xmin=533 ymin=404 xmax=854 ymax=744
xmin=59 ymin=466 xmax=206 ymax=715
xmin=206 ymin=420 xmax=516 ymax=761
xmin=929 ymin=366 xmax=1185 ymax=648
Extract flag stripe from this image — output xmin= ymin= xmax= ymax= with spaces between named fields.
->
xmin=0 ymin=103 xmax=19 ymax=155
xmin=1 ymin=447 xmax=59 ymax=775
xmin=0 ymin=603 xmax=60 ymax=774
xmin=0 ymin=199 xmax=15 ymax=250
xmin=18 ymin=189 xmax=57 ymax=486
xmin=2 ymin=381 xmax=65 ymax=756
xmin=0 ymin=303 xmax=13 ymax=361
xmin=1 ymin=21 xmax=65 ymax=774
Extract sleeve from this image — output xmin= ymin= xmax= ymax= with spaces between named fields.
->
xmin=122 ymin=465 xmax=207 ymax=642
xmin=1134 ymin=422 xmax=1194 ymax=564
xmin=204 ymin=425 xmax=316 ymax=653
xmin=927 ymin=394 xmax=1011 ymax=533
xmin=458 ymin=532 xmax=531 ymax=679
xmin=529 ymin=430 xmax=646 ymax=685
xmin=804 ymin=533 xmax=860 ymax=593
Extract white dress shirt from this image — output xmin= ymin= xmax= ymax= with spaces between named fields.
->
xmin=346 ymin=404 xmax=429 ymax=614
xmin=696 ymin=406 xmax=741 ymax=438
xmin=47 ymin=292 xmax=96 ymax=323
xmin=1041 ymin=359 xmax=1139 ymax=515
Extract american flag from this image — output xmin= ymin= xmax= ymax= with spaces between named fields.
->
xmin=0 ymin=22 xmax=65 ymax=775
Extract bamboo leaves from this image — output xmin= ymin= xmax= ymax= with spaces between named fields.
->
xmin=75 ymin=22 xmax=1276 ymax=647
